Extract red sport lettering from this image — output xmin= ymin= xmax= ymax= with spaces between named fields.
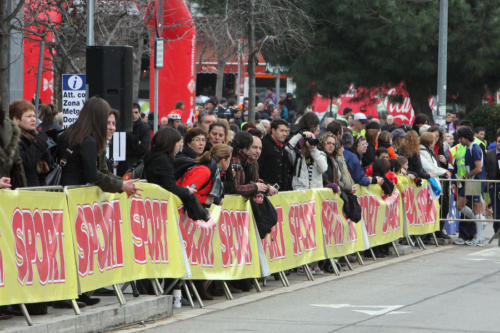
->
xmin=178 ymin=208 xmax=215 ymax=267
xmin=359 ymin=195 xmax=380 ymax=237
xmin=321 ymin=200 xmax=344 ymax=247
xmin=12 ymin=208 xmax=66 ymax=286
xmin=130 ymin=198 xmax=169 ymax=265
xmin=75 ymin=200 xmax=124 ymax=277
xmin=288 ymin=201 xmax=316 ymax=255
xmin=383 ymin=192 xmax=401 ymax=233
xmin=261 ymin=206 xmax=285 ymax=261
xmin=405 ymin=187 xmax=418 ymax=225
xmin=219 ymin=209 xmax=252 ymax=267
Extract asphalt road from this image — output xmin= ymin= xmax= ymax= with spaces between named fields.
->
xmin=120 ymin=244 xmax=500 ymax=333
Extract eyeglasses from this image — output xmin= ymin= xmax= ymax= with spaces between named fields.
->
xmin=360 ymin=142 xmax=368 ymax=146
xmin=192 ymin=137 xmax=206 ymax=143
xmin=324 ymin=142 xmax=335 ymax=145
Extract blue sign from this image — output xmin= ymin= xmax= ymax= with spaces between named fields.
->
xmin=62 ymin=74 xmax=87 ymax=128
xmin=62 ymin=74 xmax=86 ymax=91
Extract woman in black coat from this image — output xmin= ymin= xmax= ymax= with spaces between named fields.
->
xmin=9 ymin=100 xmax=51 ymax=186
xmin=144 ymin=127 xmax=209 ymax=221
xmin=57 ymin=97 xmax=139 ymax=196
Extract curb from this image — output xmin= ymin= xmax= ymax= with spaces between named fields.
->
xmin=2 ymin=295 xmax=173 ymax=333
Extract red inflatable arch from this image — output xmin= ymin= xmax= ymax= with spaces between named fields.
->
xmin=149 ymin=0 xmax=196 ymax=125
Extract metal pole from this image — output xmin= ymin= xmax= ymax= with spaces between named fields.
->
xmin=436 ymin=0 xmax=448 ymax=125
xmin=34 ymin=40 xmax=44 ymax=117
xmin=154 ymin=67 xmax=159 ymax=133
xmin=87 ymin=0 xmax=94 ymax=46
xmin=275 ymin=67 xmax=280 ymax=103
xmin=237 ymin=40 xmax=242 ymax=103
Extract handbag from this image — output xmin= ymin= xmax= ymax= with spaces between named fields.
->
xmin=340 ymin=191 xmax=362 ymax=222
xmin=45 ymin=148 xmax=73 ymax=186
xmin=123 ymin=160 xmax=144 ymax=180
xmin=250 ymin=193 xmax=278 ymax=238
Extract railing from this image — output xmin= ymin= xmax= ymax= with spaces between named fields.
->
xmin=438 ymin=178 xmax=500 ymax=245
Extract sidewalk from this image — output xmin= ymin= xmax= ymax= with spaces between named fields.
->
xmin=0 ymin=293 xmax=173 ymax=333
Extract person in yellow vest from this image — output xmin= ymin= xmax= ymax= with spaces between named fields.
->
xmin=474 ymin=126 xmax=487 ymax=155
xmin=351 ymin=112 xmax=367 ymax=137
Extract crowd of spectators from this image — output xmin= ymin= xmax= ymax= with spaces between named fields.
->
xmin=1 ymin=89 xmax=500 ymax=314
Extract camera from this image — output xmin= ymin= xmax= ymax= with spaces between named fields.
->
xmin=306 ymin=137 xmax=319 ymax=146
xmin=299 ymin=130 xmax=319 ymax=146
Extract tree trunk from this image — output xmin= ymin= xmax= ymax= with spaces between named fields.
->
xmin=0 ymin=21 xmax=10 ymax=111
xmin=406 ymin=81 xmax=433 ymax=122
xmin=247 ymin=0 xmax=256 ymax=123
xmin=132 ymin=30 xmax=144 ymax=102
xmin=215 ymin=58 xmax=225 ymax=100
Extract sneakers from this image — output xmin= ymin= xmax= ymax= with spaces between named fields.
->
xmin=312 ymin=267 xmax=324 ymax=275
xmin=453 ymin=237 xmax=465 ymax=245
xmin=465 ymin=238 xmax=483 ymax=246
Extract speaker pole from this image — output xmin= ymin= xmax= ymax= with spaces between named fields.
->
xmin=87 ymin=0 xmax=95 ymax=46
xmin=154 ymin=38 xmax=164 ymax=134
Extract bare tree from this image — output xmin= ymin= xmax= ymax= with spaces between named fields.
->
xmin=21 ymin=0 xmax=155 ymax=109
xmin=194 ymin=0 xmax=313 ymax=121
xmin=194 ymin=1 xmax=244 ymax=100
xmin=244 ymin=0 xmax=313 ymax=122
xmin=0 ymin=0 xmax=25 ymax=110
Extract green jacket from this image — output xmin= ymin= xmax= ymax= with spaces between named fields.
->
xmin=96 ymin=153 xmax=123 ymax=193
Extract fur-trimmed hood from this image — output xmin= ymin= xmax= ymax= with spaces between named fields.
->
xmin=0 ymin=118 xmax=27 ymax=187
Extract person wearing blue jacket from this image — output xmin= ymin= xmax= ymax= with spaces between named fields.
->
xmin=342 ymin=133 xmax=383 ymax=186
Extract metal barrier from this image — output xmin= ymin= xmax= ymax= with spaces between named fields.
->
xmin=438 ymin=178 xmax=500 ymax=244
xmin=14 ymin=185 xmax=169 ymax=325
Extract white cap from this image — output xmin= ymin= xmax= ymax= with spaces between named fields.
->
xmin=353 ymin=113 xmax=367 ymax=121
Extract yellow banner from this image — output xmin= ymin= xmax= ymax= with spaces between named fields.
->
xmin=177 ymin=195 xmax=262 ymax=280
xmin=261 ymin=190 xmax=326 ymax=274
xmin=66 ymin=184 xmax=186 ymax=293
xmin=398 ymin=177 xmax=440 ymax=235
xmin=357 ymin=185 xmax=404 ymax=248
xmin=0 ymin=190 xmax=78 ymax=305
xmin=314 ymin=189 xmax=366 ymax=258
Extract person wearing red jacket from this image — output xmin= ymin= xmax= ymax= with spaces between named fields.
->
xmin=177 ymin=144 xmax=233 ymax=206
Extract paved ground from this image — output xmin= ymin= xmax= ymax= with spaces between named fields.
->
xmin=117 ymin=237 xmax=500 ymax=333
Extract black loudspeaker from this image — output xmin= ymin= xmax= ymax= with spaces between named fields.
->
xmin=86 ymin=46 xmax=133 ymax=132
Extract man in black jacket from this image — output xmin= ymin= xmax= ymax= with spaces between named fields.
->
xmin=258 ymin=119 xmax=292 ymax=191
xmin=118 ymin=103 xmax=151 ymax=176
xmin=486 ymin=128 xmax=500 ymax=233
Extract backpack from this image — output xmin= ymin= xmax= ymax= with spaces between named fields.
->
xmin=177 ymin=159 xmax=219 ymax=194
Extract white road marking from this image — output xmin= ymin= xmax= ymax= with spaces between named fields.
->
xmin=311 ymin=304 xmax=406 ymax=316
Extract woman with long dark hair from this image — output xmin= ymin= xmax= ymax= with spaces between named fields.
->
xmin=58 ymin=96 xmax=110 ymax=185
xmin=56 ymin=97 xmax=139 ymax=195
xmin=319 ymin=132 xmax=356 ymax=194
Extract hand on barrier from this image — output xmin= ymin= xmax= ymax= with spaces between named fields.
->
xmin=122 ymin=179 xmax=142 ymax=198
xmin=376 ymin=176 xmax=384 ymax=185
xmin=0 ymin=177 xmax=11 ymax=189
xmin=256 ymin=182 xmax=268 ymax=193
xmin=267 ymin=185 xmax=278 ymax=196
